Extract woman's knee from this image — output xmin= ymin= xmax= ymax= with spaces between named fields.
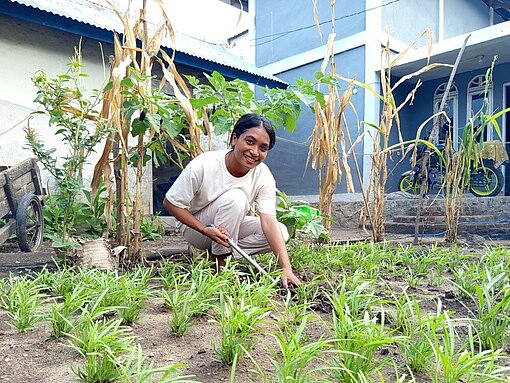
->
xmin=216 ymin=188 xmax=249 ymax=214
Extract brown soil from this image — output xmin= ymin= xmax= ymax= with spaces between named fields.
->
xmin=0 ymin=228 xmax=508 ymax=383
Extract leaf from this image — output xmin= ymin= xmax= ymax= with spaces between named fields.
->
xmin=103 ymin=81 xmax=113 ymax=93
xmin=131 ymin=118 xmax=150 ymax=137
xmin=161 ymin=118 xmax=181 ymax=138
xmin=145 ymin=113 xmax=162 ymax=131
xmin=190 ymin=95 xmax=220 ymax=108
xmin=120 ymin=77 xmax=134 ymax=88
xmin=211 ymin=115 xmax=232 ymax=135
xmin=283 ymin=113 xmax=297 ymax=132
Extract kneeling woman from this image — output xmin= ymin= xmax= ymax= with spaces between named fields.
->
xmin=163 ymin=113 xmax=301 ymax=288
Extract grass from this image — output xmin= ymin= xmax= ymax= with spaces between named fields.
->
xmin=1 ymin=241 xmax=510 ymax=382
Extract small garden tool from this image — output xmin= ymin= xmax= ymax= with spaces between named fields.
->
xmin=227 ymin=237 xmax=277 ymax=284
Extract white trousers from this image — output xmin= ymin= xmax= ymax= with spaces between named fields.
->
xmin=182 ymin=188 xmax=289 ymax=256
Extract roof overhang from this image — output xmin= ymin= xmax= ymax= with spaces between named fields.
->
xmin=389 ymin=21 xmax=510 ymax=82
xmin=0 ymin=0 xmax=288 ymax=89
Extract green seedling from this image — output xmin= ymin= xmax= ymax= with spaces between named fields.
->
xmin=116 ymin=267 xmax=153 ymax=324
xmin=214 ymin=293 xmax=270 ymax=364
xmin=67 ymin=313 xmax=135 ymax=383
xmin=0 ymin=275 xmax=47 ymax=332
xmin=161 ymin=280 xmax=197 ymax=337
xmin=119 ymin=345 xmax=198 ymax=383
xmin=48 ymin=283 xmax=88 ymax=338
xmin=252 ymin=314 xmax=331 ymax=383
xmin=426 ymin=311 xmax=506 ymax=383
xmin=328 ymin=296 xmax=404 ymax=383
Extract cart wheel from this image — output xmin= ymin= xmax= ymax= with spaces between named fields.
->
xmin=16 ymin=193 xmax=44 ymax=252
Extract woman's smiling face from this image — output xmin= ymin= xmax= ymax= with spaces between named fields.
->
xmin=230 ymin=125 xmax=270 ymax=174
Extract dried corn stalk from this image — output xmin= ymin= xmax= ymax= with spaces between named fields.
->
xmin=307 ymin=33 xmax=355 ymax=233
xmin=91 ymin=0 xmax=202 ymax=265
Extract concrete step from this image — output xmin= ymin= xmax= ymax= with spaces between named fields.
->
xmin=392 ymin=215 xmax=501 ymax=224
xmin=385 ymin=221 xmax=510 ymax=237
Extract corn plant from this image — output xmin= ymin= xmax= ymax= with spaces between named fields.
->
xmin=426 ymin=312 xmax=506 ymax=383
xmin=161 ymin=279 xmax=198 ymax=337
xmin=459 ymin=271 xmax=510 ymax=350
xmin=67 ymin=314 xmax=135 ymax=383
xmin=119 ymin=345 xmax=198 ymax=383
xmin=0 ymin=275 xmax=46 ymax=332
xmin=213 ymin=293 xmax=270 ymax=364
xmin=48 ymin=283 xmax=88 ymax=338
xmin=328 ymin=295 xmax=403 ymax=383
xmin=252 ymin=314 xmax=331 ymax=383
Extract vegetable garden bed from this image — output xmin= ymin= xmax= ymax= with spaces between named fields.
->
xmin=1 ymin=240 xmax=510 ymax=382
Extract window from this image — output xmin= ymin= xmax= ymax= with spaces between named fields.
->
xmin=434 ymin=82 xmax=458 ymax=148
xmin=467 ymin=74 xmax=493 ymax=142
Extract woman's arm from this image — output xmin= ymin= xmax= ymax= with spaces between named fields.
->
xmin=259 ymin=212 xmax=301 ymax=287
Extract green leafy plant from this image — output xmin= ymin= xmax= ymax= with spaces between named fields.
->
xmin=328 ymin=295 xmax=403 ymax=382
xmin=426 ymin=311 xmax=506 ymax=383
xmin=140 ymin=215 xmax=165 ymax=241
xmin=116 ymin=267 xmax=153 ymax=324
xmin=161 ymin=280 xmax=198 ymax=337
xmin=457 ymin=270 xmax=510 ymax=350
xmin=67 ymin=314 xmax=135 ymax=383
xmin=251 ymin=314 xmax=331 ymax=383
xmin=26 ymin=53 xmax=109 ymax=256
xmin=0 ymin=275 xmax=46 ymax=332
xmin=276 ymin=190 xmax=328 ymax=240
xmin=119 ymin=345 xmax=198 ymax=383
xmin=213 ymin=293 xmax=270 ymax=365
xmin=48 ymin=283 xmax=88 ymax=338
xmin=392 ymin=290 xmax=434 ymax=373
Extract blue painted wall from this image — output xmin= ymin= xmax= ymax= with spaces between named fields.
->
xmin=382 ymin=0 xmax=438 ymax=45
xmin=444 ymin=0 xmax=492 ymax=38
xmin=255 ymin=0 xmax=365 ymax=67
xmin=265 ymin=46 xmax=366 ymax=195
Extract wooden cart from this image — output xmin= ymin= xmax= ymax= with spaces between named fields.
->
xmin=0 ymin=158 xmax=45 ymax=252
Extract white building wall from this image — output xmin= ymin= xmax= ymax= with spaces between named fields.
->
xmin=0 ymin=14 xmax=109 ymax=171
xmin=0 ymin=15 xmax=155 ymax=211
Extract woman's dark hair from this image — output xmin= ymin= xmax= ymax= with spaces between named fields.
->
xmin=230 ymin=113 xmax=276 ymax=150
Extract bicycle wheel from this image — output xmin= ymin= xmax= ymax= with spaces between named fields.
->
xmin=399 ymin=174 xmax=427 ymax=195
xmin=15 ymin=193 xmax=44 ymax=252
xmin=469 ymin=163 xmax=504 ymax=197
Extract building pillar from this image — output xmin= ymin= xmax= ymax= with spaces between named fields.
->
xmin=362 ymin=0 xmax=382 ymax=188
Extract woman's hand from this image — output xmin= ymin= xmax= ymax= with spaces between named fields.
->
xmin=203 ymin=225 xmax=231 ymax=247
xmin=280 ymin=267 xmax=301 ymax=288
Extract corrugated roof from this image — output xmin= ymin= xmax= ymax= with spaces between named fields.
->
xmin=4 ymin=0 xmax=287 ymax=87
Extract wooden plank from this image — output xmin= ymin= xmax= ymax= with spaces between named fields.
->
xmin=0 ymin=172 xmax=6 ymax=188
xmin=3 ymin=173 xmax=17 ymax=213
xmin=0 ymin=220 xmax=16 ymax=245
xmin=31 ymin=160 xmax=44 ymax=196
xmin=3 ymin=158 xmax=35 ymax=181
xmin=0 ymin=197 xmax=11 ymax=218
xmin=10 ymin=172 xmax=34 ymax=194
xmin=13 ymin=185 xmax=36 ymax=203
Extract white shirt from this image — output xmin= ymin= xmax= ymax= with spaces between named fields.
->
xmin=165 ymin=149 xmax=277 ymax=216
